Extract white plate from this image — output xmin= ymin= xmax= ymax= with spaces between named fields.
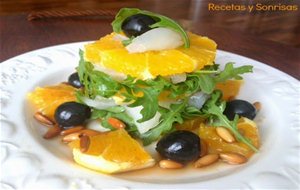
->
xmin=1 ymin=42 xmax=299 ymax=190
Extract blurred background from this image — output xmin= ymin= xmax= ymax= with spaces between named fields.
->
xmin=1 ymin=0 xmax=299 ymax=47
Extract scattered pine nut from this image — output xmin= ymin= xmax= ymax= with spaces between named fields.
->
xmin=62 ymin=132 xmax=81 ymax=143
xmin=253 ymin=102 xmax=261 ymax=111
xmin=219 ymin=153 xmax=247 ymax=165
xmin=159 ymin=159 xmax=183 ymax=169
xmin=80 ymin=129 xmax=101 ymax=136
xmin=80 ymin=134 xmax=90 ymax=153
xmin=34 ymin=112 xmax=55 ymax=126
xmin=108 ymin=117 xmax=126 ymax=129
xmin=62 ymin=129 xmax=101 ymax=143
xmin=216 ymin=127 xmax=235 ymax=143
xmin=194 ymin=154 xmax=219 ymax=168
xmin=60 ymin=126 xmax=84 ymax=136
xmin=43 ymin=125 xmax=61 ymax=139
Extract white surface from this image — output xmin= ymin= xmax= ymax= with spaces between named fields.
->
xmin=0 ymin=42 xmax=299 ymax=190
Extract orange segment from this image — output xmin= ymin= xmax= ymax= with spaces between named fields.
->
xmin=175 ymin=118 xmax=205 ymax=131
xmin=100 ymin=49 xmax=148 ymax=78
xmin=84 ymin=33 xmax=124 ymax=63
xmin=179 ymin=33 xmax=216 ymax=70
xmin=198 ymin=117 xmax=259 ymax=158
xmin=27 ymin=84 xmax=77 ymax=120
xmin=84 ymin=32 xmax=217 ymax=79
xmin=215 ymin=80 xmax=244 ymax=100
xmin=148 ymin=49 xmax=196 ymax=77
xmin=69 ymin=129 xmax=155 ymax=173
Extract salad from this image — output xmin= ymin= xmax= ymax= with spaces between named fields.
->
xmin=28 ymin=8 xmax=260 ymax=174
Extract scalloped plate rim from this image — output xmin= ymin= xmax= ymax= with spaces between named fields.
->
xmin=0 ymin=42 xmax=299 ymax=189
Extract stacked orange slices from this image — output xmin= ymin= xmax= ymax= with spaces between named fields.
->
xmin=84 ymin=32 xmax=217 ymax=79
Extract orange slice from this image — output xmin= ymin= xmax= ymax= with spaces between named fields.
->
xmin=198 ymin=117 xmax=259 ymax=158
xmin=69 ymin=129 xmax=155 ymax=173
xmin=27 ymin=84 xmax=77 ymax=120
xmin=84 ymin=32 xmax=217 ymax=79
xmin=215 ymin=80 xmax=244 ymax=101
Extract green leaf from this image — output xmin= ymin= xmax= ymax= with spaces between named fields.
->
xmin=91 ymin=108 xmax=139 ymax=135
xmin=90 ymin=70 xmax=121 ymax=97
xmin=91 ymin=109 xmax=108 ymax=119
xmin=129 ymin=87 xmax=161 ymax=123
xmin=141 ymin=102 xmax=186 ymax=145
xmin=112 ymin=8 xmax=141 ymax=33
xmin=77 ymin=52 xmax=121 ymax=98
xmin=105 ymin=106 xmax=126 ymax=113
xmin=182 ymin=106 xmax=208 ymax=120
xmin=195 ymin=74 xmax=215 ymax=94
xmin=215 ymin=62 xmax=253 ymax=82
xmin=111 ymin=8 xmax=190 ymax=48
xmin=202 ymin=90 xmax=258 ymax=152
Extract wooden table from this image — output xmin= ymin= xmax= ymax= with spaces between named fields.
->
xmin=1 ymin=2 xmax=300 ymax=79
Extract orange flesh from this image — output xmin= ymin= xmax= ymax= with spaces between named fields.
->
xmin=27 ymin=84 xmax=77 ymax=120
xmin=84 ymin=32 xmax=217 ymax=79
xmin=68 ymin=129 xmax=152 ymax=164
xmin=215 ymin=80 xmax=243 ymax=101
xmin=198 ymin=118 xmax=259 ymax=158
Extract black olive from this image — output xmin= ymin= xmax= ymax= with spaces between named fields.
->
xmin=156 ymin=130 xmax=200 ymax=163
xmin=224 ymin=99 xmax=256 ymax=120
xmin=54 ymin=102 xmax=91 ymax=127
xmin=68 ymin=72 xmax=83 ymax=88
xmin=121 ymin=14 xmax=156 ymax=37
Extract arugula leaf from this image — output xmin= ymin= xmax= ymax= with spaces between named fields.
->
xmin=121 ymin=76 xmax=168 ymax=122
xmin=129 ymin=87 xmax=161 ymax=122
xmin=141 ymin=102 xmax=186 ymax=145
xmin=77 ymin=50 xmax=121 ymax=98
xmin=169 ymin=63 xmax=253 ymax=98
xmin=181 ymin=106 xmax=208 ymax=120
xmin=91 ymin=109 xmax=108 ymax=120
xmin=111 ymin=8 xmax=190 ymax=48
xmin=77 ymin=51 xmax=255 ymax=141
xmin=91 ymin=108 xmax=139 ymax=135
xmin=215 ymin=62 xmax=253 ymax=82
xmin=112 ymin=8 xmax=140 ymax=33
xmin=202 ymin=90 xmax=258 ymax=152
xmin=105 ymin=106 xmax=126 ymax=113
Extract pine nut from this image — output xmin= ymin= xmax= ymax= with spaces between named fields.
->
xmin=220 ymin=153 xmax=247 ymax=165
xmin=62 ymin=132 xmax=81 ymax=143
xmin=60 ymin=126 xmax=84 ymax=136
xmin=62 ymin=129 xmax=100 ymax=143
xmin=108 ymin=117 xmax=126 ymax=129
xmin=80 ymin=129 xmax=101 ymax=136
xmin=34 ymin=112 xmax=55 ymax=126
xmin=199 ymin=140 xmax=208 ymax=157
xmin=194 ymin=154 xmax=219 ymax=168
xmin=253 ymin=101 xmax=261 ymax=111
xmin=216 ymin=127 xmax=235 ymax=143
xmin=80 ymin=134 xmax=90 ymax=153
xmin=159 ymin=159 xmax=183 ymax=169
xmin=43 ymin=125 xmax=61 ymax=139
